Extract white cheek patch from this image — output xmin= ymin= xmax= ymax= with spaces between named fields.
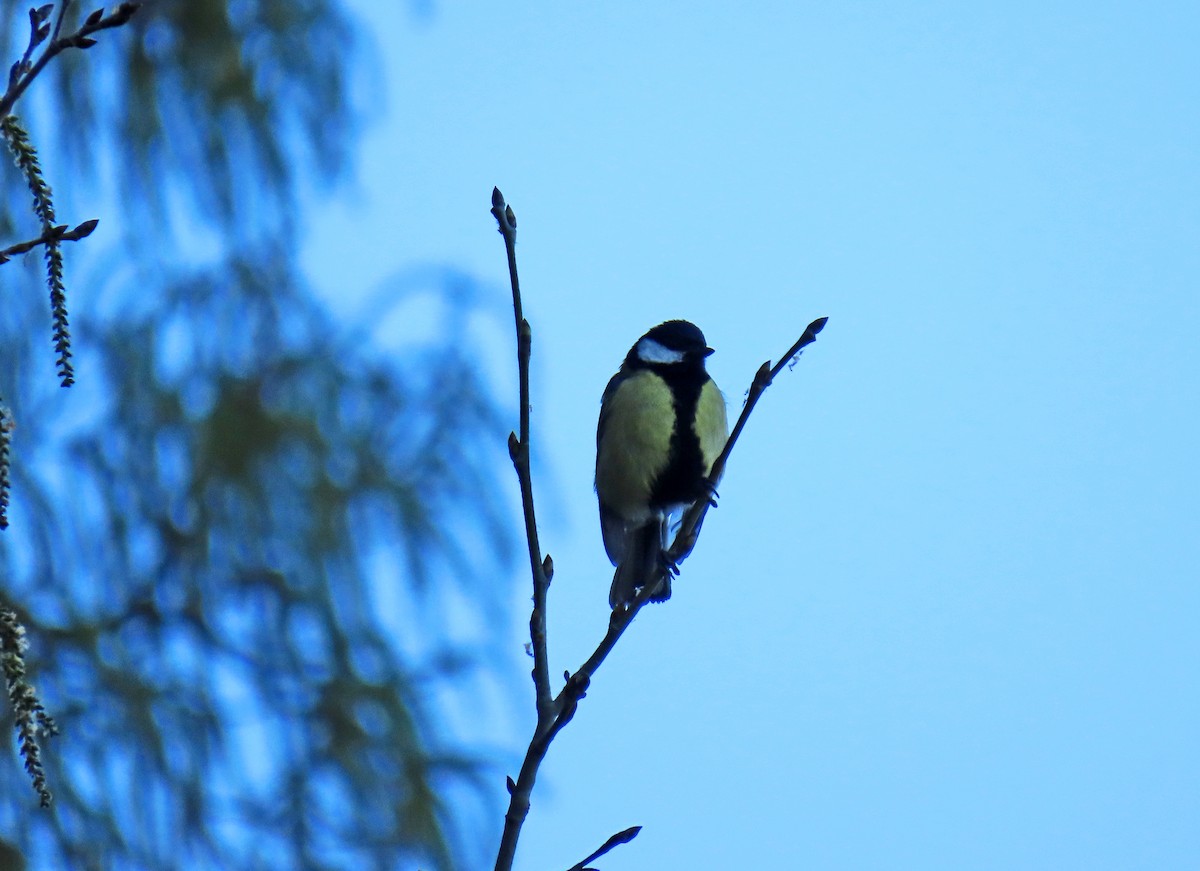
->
xmin=636 ymin=338 xmax=686 ymax=364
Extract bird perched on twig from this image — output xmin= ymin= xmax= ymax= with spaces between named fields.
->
xmin=595 ymin=320 xmax=729 ymax=608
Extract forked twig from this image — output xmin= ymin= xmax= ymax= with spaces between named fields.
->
xmin=0 ymin=1 xmax=142 ymax=118
xmin=0 ymin=218 xmax=97 ymax=263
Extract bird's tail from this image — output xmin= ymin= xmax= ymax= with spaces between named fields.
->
xmin=608 ymin=519 xmax=671 ymax=608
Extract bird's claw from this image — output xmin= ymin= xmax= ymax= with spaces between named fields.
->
xmin=658 ymin=551 xmax=680 ymax=577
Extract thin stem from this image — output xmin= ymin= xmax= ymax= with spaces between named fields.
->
xmin=0 ymin=2 xmax=142 ymax=119
xmin=492 ymin=187 xmax=554 ymax=871
xmin=491 ymin=188 xmax=553 ymax=717
xmin=0 ymin=218 xmax=97 ymax=264
xmin=565 ymin=825 xmax=643 ymax=871
xmin=567 ymin=579 xmax=657 ymax=684
xmin=668 ymin=316 xmax=828 ymax=567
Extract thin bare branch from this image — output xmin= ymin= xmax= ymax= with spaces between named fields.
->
xmin=492 ymin=187 xmax=555 ymax=871
xmin=492 ymin=187 xmax=553 ymax=717
xmin=565 ymin=825 xmax=643 ymax=871
xmin=0 ymin=2 xmax=142 ymax=118
xmin=667 ymin=316 xmax=829 ymax=569
xmin=0 ymin=218 xmax=97 ymax=263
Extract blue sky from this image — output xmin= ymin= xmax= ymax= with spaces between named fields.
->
xmin=304 ymin=2 xmax=1199 ymax=868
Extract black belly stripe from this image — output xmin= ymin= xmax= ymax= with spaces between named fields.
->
xmin=648 ymin=364 xmax=709 ymax=509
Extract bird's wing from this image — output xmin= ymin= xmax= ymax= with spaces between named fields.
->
xmin=595 ymin=368 xmax=627 ymax=452
xmin=596 ymin=368 xmax=630 ymax=565
xmin=599 ymin=503 xmax=628 ymax=566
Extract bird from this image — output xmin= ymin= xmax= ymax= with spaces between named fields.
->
xmin=595 ymin=319 xmax=729 ymax=608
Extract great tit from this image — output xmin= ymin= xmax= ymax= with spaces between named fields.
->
xmin=595 ymin=320 xmax=729 ymax=608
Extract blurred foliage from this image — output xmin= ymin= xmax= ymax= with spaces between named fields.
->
xmin=0 ymin=2 xmax=514 ymax=870
xmin=1 ymin=0 xmax=363 ymax=235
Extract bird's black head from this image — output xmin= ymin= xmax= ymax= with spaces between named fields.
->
xmin=627 ymin=319 xmax=714 ymax=368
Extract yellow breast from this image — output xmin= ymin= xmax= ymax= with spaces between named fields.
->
xmin=595 ymin=370 xmax=675 ymax=519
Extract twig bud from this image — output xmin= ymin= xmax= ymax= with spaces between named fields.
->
xmin=749 ymin=360 xmax=772 ymax=394
xmin=111 ymin=2 xmax=140 ymax=24
xmin=71 ymin=218 xmax=99 ymax=239
xmin=85 ymin=8 xmax=105 ymax=27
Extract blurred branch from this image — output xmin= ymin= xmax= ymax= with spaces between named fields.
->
xmin=0 ymin=0 xmax=141 ymax=393
xmin=3 ymin=5 xmax=501 ymax=868
xmin=0 ymin=0 xmax=139 ymax=813
xmin=1 ymin=1 xmax=142 ymax=118
xmin=0 ymin=1 xmax=141 ymax=387
xmin=1 ymin=607 xmax=60 ymax=807
xmin=4 ymin=250 xmax=513 ymax=867
xmin=490 ymin=186 xmax=828 ymax=870
xmin=0 ymin=404 xmax=11 ymax=529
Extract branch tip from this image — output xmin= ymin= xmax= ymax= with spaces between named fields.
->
xmin=566 ymin=825 xmax=644 ymax=871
